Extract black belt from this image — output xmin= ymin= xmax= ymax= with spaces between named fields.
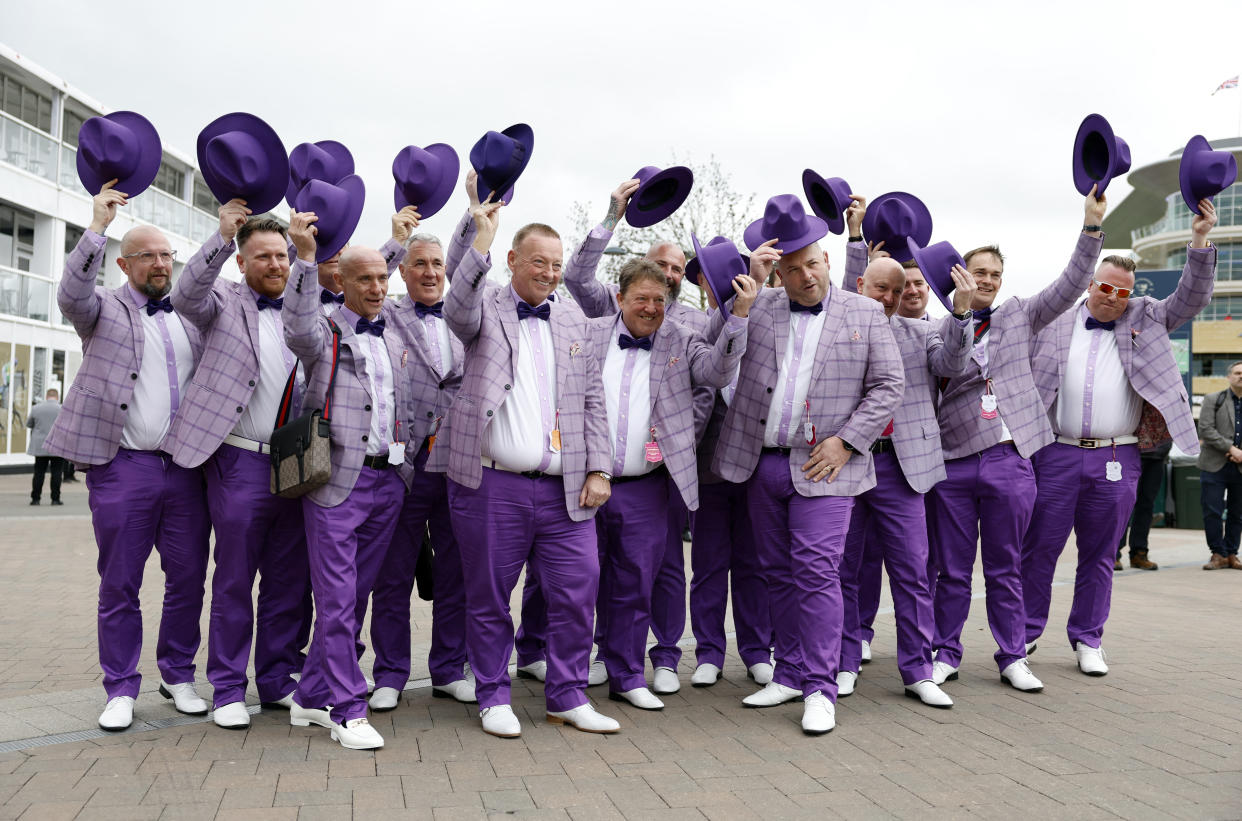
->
xmin=871 ymin=439 xmax=895 ymax=454
xmin=761 ymin=447 xmax=792 ymax=456
xmin=612 ymin=464 xmax=668 ymax=485
xmin=362 ymin=453 xmax=395 ymax=470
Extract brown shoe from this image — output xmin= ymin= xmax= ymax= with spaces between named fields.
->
xmin=1130 ymin=552 xmax=1158 ymax=571
xmin=1113 ymin=558 xmax=1124 ymax=571
xmin=1203 ymin=554 xmax=1230 ymax=570
xmin=1229 ymin=555 xmax=1242 ymax=570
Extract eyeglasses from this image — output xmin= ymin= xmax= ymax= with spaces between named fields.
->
xmin=1092 ymin=278 xmax=1131 ymax=299
xmin=517 ymin=256 xmax=563 ymax=274
xmin=122 ymin=250 xmax=177 ymax=264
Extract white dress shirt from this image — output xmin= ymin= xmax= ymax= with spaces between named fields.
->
xmin=603 ymin=316 xmax=656 ymax=477
xmin=972 ymin=319 xmax=1013 ymax=444
xmin=233 ymin=291 xmax=294 ymax=443
xmin=120 ymin=286 xmax=195 ymax=452
xmin=1053 ymin=302 xmax=1142 ymax=439
xmin=764 ymin=308 xmax=827 ymax=448
xmin=341 ymin=307 xmax=396 ymax=456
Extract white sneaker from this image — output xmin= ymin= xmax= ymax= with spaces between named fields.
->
xmin=1025 ymin=641 xmax=1038 ymax=655
xmin=801 ymin=692 xmax=836 ymax=735
xmin=608 ymin=687 xmax=664 ymax=710
xmin=98 ymin=696 xmax=134 ymax=731
xmin=1000 ymin=659 xmax=1044 ymax=692
xmin=290 ymin=702 xmax=333 ymax=729
xmin=369 ymin=686 xmax=401 ymax=712
xmin=212 ymin=701 xmax=251 ymax=729
xmin=331 ymin=717 xmax=384 ymax=750
xmin=742 ymin=681 xmax=802 ymax=708
xmin=1076 ymin=643 xmax=1109 ymax=677
xmin=652 ymin=666 xmax=680 ymax=694
xmin=516 ymin=661 xmax=547 ymax=682
xmin=588 ymin=659 xmax=609 ymax=686
xmin=546 ymin=703 xmax=620 ymax=733
xmin=480 ymin=704 xmax=521 ymax=738
xmin=747 ymin=662 xmax=774 ymax=685
xmin=904 ymin=679 xmax=954 ymax=709
xmin=263 ymin=693 xmax=295 ymax=710
xmin=931 ymin=660 xmax=959 ymax=685
xmin=433 ymin=678 xmax=478 ymax=703
xmin=691 ymin=663 xmax=722 ymax=687
xmin=158 ymin=681 xmax=208 ymax=715
xmin=860 ymin=640 xmax=872 ymax=664
xmin=837 ymin=670 xmax=858 ymax=697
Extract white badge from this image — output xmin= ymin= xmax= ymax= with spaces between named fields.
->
xmin=803 ymin=421 xmax=816 ymax=445
xmin=388 ymin=441 xmax=406 ymax=465
xmin=1105 ymin=460 xmax=1122 ymax=482
xmin=980 ymin=393 xmax=998 ymax=420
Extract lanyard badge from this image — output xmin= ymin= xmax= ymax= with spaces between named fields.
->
xmin=1105 ymin=442 xmax=1122 ymax=482
xmin=548 ymin=408 xmax=562 ymax=453
xmin=387 ymin=421 xmax=405 ymax=465
xmin=803 ymin=400 xmax=817 ymax=446
xmin=980 ymin=379 xmax=999 ymax=420
xmin=644 ymin=426 xmax=663 ymax=463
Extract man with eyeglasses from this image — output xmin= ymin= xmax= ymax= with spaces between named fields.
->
xmin=1023 ymin=201 xmax=1219 ymax=674
xmin=45 ymin=181 xmax=212 ymax=732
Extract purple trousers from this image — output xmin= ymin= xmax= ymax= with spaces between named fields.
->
xmin=448 ymin=469 xmax=597 ymax=713
xmin=86 ymin=449 xmax=210 ymax=699
xmin=295 ymin=466 xmax=404 ymax=724
xmin=649 ymin=485 xmax=689 ymax=671
xmin=205 ymin=444 xmax=307 ymax=706
xmin=690 ymin=480 xmax=773 ymax=669
xmin=1022 ymin=442 xmax=1140 ymax=650
xmin=367 ymin=447 xmax=466 ymax=689
xmin=747 ymin=451 xmax=854 ymax=701
xmin=927 ymin=442 xmax=1033 ymax=671
xmin=856 ymin=533 xmax=883 ymax=645
xmin=840 ymin=451 xmax=936 ymax=684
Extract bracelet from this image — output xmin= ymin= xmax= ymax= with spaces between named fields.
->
xmin=589 ymin=470 xmax=613 ymax=483
xmin=1082 ymin=224 xmax=1102 ymax=233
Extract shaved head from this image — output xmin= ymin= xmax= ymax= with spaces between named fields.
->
xmin=334 ymin=247 xmax=390 ymax=320
xmin=119 ymin=225 xmax=168 ymax=257
xmin=858 ymin=258 xmax=906 ymax=317
xmin=645 ymin=242 xmax=687 ymax=299
xmin=116 ymin=225 xmax=174 ymax=298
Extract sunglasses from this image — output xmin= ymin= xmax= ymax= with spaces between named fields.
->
xmin=1092 ymin=278 xmax=1131 ymax=299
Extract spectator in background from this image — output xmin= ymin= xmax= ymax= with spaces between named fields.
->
xmin=1197 ymin=361 xmax=1242 ymax=570
xmin=26 ymin=388 xmax=64 ymax=506
xmin=1116 ymin=440 xmax=1171 ymax=571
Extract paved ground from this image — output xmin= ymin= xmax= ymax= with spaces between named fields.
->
xmin=0 ymin=472 xmax=1239 ymax=820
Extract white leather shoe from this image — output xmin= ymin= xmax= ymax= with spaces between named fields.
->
xmin=516 ymin=660 xmax=547 ymax=682
xmin=1076 ymin=643 xmax=1109 ymax=676
xmin=331 ymin=717 xmax=384 ymax=750
xmin=609 ymin=687 xmax=664 ymax=710
xmin=860 ymin=640 xmax=872 ymax=664
xmin=931 ymin=660 xmax=959 ymax=685
xmin=837 ymin=670 xmax=858 ymax=697
xmin=290 ymin=702 xmax=333 ymax=728
xmin=747 ymin=662 xmax=774 ymax=685
xmin=212 ymin=701 xmax=251 ymax=729
xmin=801 ymin=692 xmax=836 ymax=735
xmin=1025 ymin=641 xmax=1038 ymax=655
xmin=369 ymin=686 xmax=401 ymax=712
xmin=904 ymin=679 xmax=954 ymax=709
xmin=691 ymin=663 xmax=722 ymax=687
xmin=588 ymin=659 xmax=608 ymax=686
xmin=364 ymin=676 xmax=375 ymax=694
xmin=546 ymin=703 xmax=620 ymax=733
xmin=98 ymin=696 xmax=134 ymax=731
xmin=433 ymin=678 xmax=478 ymax=703
xmin=1000 ymin=659 xmax=1044 ymax=692
xmin=652 ymin=666 xmax=680 ymax=694
xmin=742 ymin=681 xmax=802 ymax=708
xmin=263 ymin=693 xmax=295 ymax=710
xmin=159 ymin=681 xmax=208 ymax=715
xmin=480 ymin=704 xmax=521 ymax=738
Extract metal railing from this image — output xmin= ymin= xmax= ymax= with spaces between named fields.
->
xmin=0 ymin=265 xmax=52 ymax=322
xmin=0 ymin=111 xmax=57 ymax=184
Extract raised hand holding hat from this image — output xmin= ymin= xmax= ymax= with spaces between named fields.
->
xmin=624 ymin=165 xmax=694 ymax=228
xmin=286 ymin=140 xmax=354 ymax=208
xmin=293 ymin=176 xmax=365 ymax=263
xmin=76 ymin=111 xmax=162 ymax=197
xmin=197 ymin=113 xmax=289 ymax=215
xmin=469 ymin=123 xmax=533 ymax=205
xmin=1179 ymin=135 xmax=1237 ymax=215
xmin=801 ymin=170 xmax=852 ymax=235
xmin=743 ymin=194 xmax=829 ymax=254
xmin=393 ymin=142 xmax=460 ymax=218
xmin=1072 ymin=114 xmax=1131 ymax=197
xmin=860 ymin=192 xmax=932 ymax=264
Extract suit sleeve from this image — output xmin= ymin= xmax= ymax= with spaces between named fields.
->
xmin=444 ymin=248 xmax=491 ymax=344
xmin=688 ymin=313 xmax=748 ymax=390
xmin=842 ymin=240 xmax=867 ymax=293
xmin=1199 ymin=392 xmax=1233 ymax=455
xmin=925 ymin=315 xmax=972 ymax=379
xmin=170 ymin=230 xmax=235 ymax=330
xmin=837 ymin=309 xmax=905 ymax=450
xmin=562 ymin=225 xmax=617 ymax=318
xmin=58 ymin=230 xmax=108 ymax=335
xmin=1153 ymin=244 xmax=1218 ymax=331
xmin=444 ymin=210 xmax=475 ymax=284
xmin=1026 ymin=231 xmax=1104 ymax=334
xmin=282 ymin=258 xmax=328 ymax=366
xmin=378 ymin=237 xmax=408 ymax=275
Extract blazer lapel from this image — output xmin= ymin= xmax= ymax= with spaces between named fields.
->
xmin=115 ymin=285 xmax=144 ymax=355
xmin=331 ymin=308 xmax=373 ymax=401
xmin=809 ymin=288 xmax=847 ymax=383
xmin=648 ymin=322 xmax=673 ymax=412
xmin=771 ymin=296 xmax=791 ymax=376
xmin=239 ymin=285 xmax=263 ymax=366
xmin=550 ymin=302 xmax=574 ymax=400
xmin=403 ymin=300 xmax=442 ymax=378
xmin=1115 ymin=303 xmax=1137 ymax=376
xmin=497 ymin=288 xmax=522 ymax=377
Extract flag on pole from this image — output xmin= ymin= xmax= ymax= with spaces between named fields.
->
xmin=1212 ymin=75 xmax=1239 ymax=95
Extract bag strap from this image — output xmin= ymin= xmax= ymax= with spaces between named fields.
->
xmin=273 ymin=318 xmax=342 ymax=428
xmin=321 ymin=318 xmax=342 ymax=422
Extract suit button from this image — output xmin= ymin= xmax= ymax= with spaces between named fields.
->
xmin=248 ymin=379 xmax=256 ymax=387
xmin=439 ymin=381 xmax=447 ymax=390
xmin=426 ymin=411 xmax=434 ymax=418
xmin=486 ymin=410 xmax=493 ymax=417
xmin=504 ymin=384 xmax=511 ymax=390
xmin=120 ymin=403 xmax=128 ymax=410
xmin=130 ymin=373 xmax=138 ymax=380
xmin=759 ymin=417 xmax=766 ymax=425
xmin=236 ymin=406 xmax=243 ymax=413
xmin=362 ymin=435 xmax=369 ymax=442
xmin=365 ymin=404 xmax=372 ymax=411
xmin=766 ymin=387 xmax=773 ymax=394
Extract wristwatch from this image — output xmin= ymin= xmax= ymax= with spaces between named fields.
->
xmin=841 ymin=441 xmax=858 ymax=453
xmin=952 ymin=309 xmax=971 ymax=320
xmin=1082 ymin=224 xmax=1102 ymax=233
xmin=589 ymin=470 xmax=613 ymax=482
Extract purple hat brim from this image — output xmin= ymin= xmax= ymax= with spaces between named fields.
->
xmin=907 ymin=237 xmax=962 ymax=314
xmin=742 ymin=214 xmax=830 ymax=254
xmin=472 ymin=123 xmax=533 ymax=206
xmin=860 ymin=191 xmax=932 ymax=264
xmin=626 ymin=165 xmax=694 ymax=228
xmin=75 ymin=111 xmax=163 ymax=198
xmin=1072 ymin=113 xmax=1122 ymax=197
xmin=801 ymin=169 xmax=852 ymax=235
xmin=286 ymin=140 xmax=355 ymax=209
xmin=295 ymin=175 xmax=366 ymax=264
xmin=1179 ymin=134 xmax=1238 ymax=215
xmin=393 ymin=143 xmax=460 ymax=219
xmin=197 ymin=112 xmax=289 ymax=215
xmin=690 ymin=233 xmax=742 ymax=313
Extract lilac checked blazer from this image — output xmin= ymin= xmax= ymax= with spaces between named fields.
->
xmin=45 ymin=231 xmax=204 ymax=466
xmin=442 ymin=247 xmax=611 ymax=522
xmin=586 ymin=312 xmax=746 ymax=510
xmin=712 ymin=286 xmax=904 ymax=496
xmin=1031 ymin=243 xmax=1216 ymax=456
xmin=282 ymin=258 xmax=417 ymax=508
xmin=937 ymin=231 xmax=1104 ymax=460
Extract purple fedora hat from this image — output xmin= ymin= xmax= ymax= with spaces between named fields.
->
xmin=690 ymin=233 xmax=747 ymax=311
xmin=76 ymin=111 xmax=163 ymax=197
xmin=294 ymin=175 xmax=366 ymax=263
xmin=286 ymin=140 xmax=354 ymax=208
xmin=1179 ymin=135 xmax=1238 ymax=215
xmin=197 ymin=113 xmax=289 ymax=215
xmin=393 ymin=142 xmax=460 ymax=218
xmin=907 ymin=237 xmax=965 ymax=314
xmin=860 ymin=191 xmax=932 ymax=264
xmin=625 ymin=165 xmax=694 ymax=228
xmin=469 ymin=123 xmax=533 ymax=205
xmin=1072 ymin=113 xmax=1131 ymax=197
xmin=743 ymin=194 xmax=829 ymax=253
xmin=801 ymin=169 xmax=852 ymax=235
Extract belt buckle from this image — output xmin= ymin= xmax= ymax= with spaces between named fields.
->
xmin=1078 ymin=438 xmax=1099 ymax=449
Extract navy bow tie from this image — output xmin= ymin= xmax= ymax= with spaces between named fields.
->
xmin=789 ymin=300 xmax=822 ymax=315
xmin=1085 ymin=316 xmax=1115 ymax=331
xmin=415 ymin=301 xmax=444 ymax=319
xmin=618 ymin=334 xmax=653 ymax=351
xmin=517 ymin=301 xmax=551 ymax=321
xmin=972 ymin=307 xmax=992 ymax=322
xmin=145 ymin=297 xmax=173 ymax=316
xmin=355 ymin=316 xmax=386 ymax=337
xmin=256 ymin=295 xmax=284 ymax=311
xmin=320 ymin=289 xmax=345 ymax=305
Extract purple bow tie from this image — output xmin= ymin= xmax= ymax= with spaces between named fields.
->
xmin=415 ymin=301 xmax=444 ymax=319
xmin=320 ymin=289 xmax=345 ymax=305
xmin=256 ymin=295 xmax=284 ymax=311
xmin=618 ymin=333 xmax=652 ymax=351
xmin=789 ymin=300 xmax=822 ymax=315
xmin=1085 ymin=316 xmax=1115 ymax=331
xmin=145 ymin=297 xmax=173 ymax=316
xmin=517 ymin=301 xmax=551 ymax=321
xmin=355 ymin=316 xmax=386 ymax=337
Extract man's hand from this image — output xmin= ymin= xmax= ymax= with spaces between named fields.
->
xmin=867 ymin=240 xmax=889 ymax=262
xmin=288 ymin=210 xmax=319 ymax=262
xmin=949 ymin=264 xmax=977 ymax=314
xmin=1228 ymin=445 xmax=1242 ymax=464
xmin=218 ymin=199 xmax=251 ymax=242
xmin=470 ymin=196 xmax=503 ymax=254
xmin=749 ymin=238 xmax=781 ymax=284
xmin=579 ymin=473 xmax=612 ymax=508
xmin=391 ymin=205 xmax=421 ymax=244
xmin=1191 ymin=199 xmax=1217 ymax=248
xmin=1084 ymin=184 xmax=1107 ymax=234
xmin=603 ymin=179 xmax=640 ymax=231
xmin=802 ymin=435 xmax=852 ymax=483
xmin=845 ymin=194 xmax=867 ymax=236
xmin=730 ymin=273 xmax=758 ymax=317
xmin=464 ymin=169 xmax=481 ymax=210
xmin=89 ymin=180 xmax=127 ymax=234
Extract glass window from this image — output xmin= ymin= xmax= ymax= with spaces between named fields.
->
xmin=152 ymin=161 xmax=184 ymax=197
xmin=0 ymin=72 xmax=52 ymax=133
xmin=192 ymin=172 xmax=216 ymax=213
xmin=6 ymin=343 xmax=30 ymax=454
xmin=62 ymin=107 xmax=88 ymax=148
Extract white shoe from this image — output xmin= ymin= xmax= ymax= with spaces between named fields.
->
xmin=364 ymin=676 xmax=375 ymax=694
xmin=1025 ymin=641 xmax=1038 ymax=655
xmin=742 ymin=681 xmax=802 ymax=708
xmin=588 ymin=659 xmax=609 ymax=686
xmin=747 ymin=662 xmax=774 ymax=685
xmin=860 ymin=640 xmax=872 ymax=664
xmin=480 ymin=704 xmax=521 ymax=738
xmin=691 ymin=663 xmax=722 ymax=687
xmin=931 ymin=660 xmax=959 ymax=685
xmin=837 ymin=670 xmax=858 ymax=697
xmin=1000 ymin=659 xmax=1044 ymax=692
xmin=98 ymin=696 xmax=134 ymax=731
xmin=433 ymin=678 xmax=478 ymax=703
xmin=463 ymin=661 xmax=475 ymax=682
xmin=263 ymin=693 xmax=295 ymax=710
xmin=516 ymin=661 xmax=547 ymax=682
xmin=331 ymin=717 xmax=384 ymax=750
xmin=652 ymin=666 xmax=680 ymax=694
xmin=290 ymin=702 xmax=333 ymax=729
xmin=158 ymin=680 xmax=208 ymax=715
xmin=801 ymin=692 xmax=836 ymax=735
xmin=546 ymin=703 xmax=620 ymax=733
xmin=369 ymin=687 xmax=401 ymax=712
xmin=608 ymin=687 xmax=664 ymax=710
xmin=1076 ymin=643 xmax=1109 ymax=677
xmin=212 ymin=701 xmax=250 ymax=729
xmin=904 ymin=679 xmax=954 ymax=709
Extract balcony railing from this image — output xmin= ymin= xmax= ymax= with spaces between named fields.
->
xmin=0 ymin=111 xmax=57 ymax=184
xmin=0 ymin=265 xmax=52 ymax=322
